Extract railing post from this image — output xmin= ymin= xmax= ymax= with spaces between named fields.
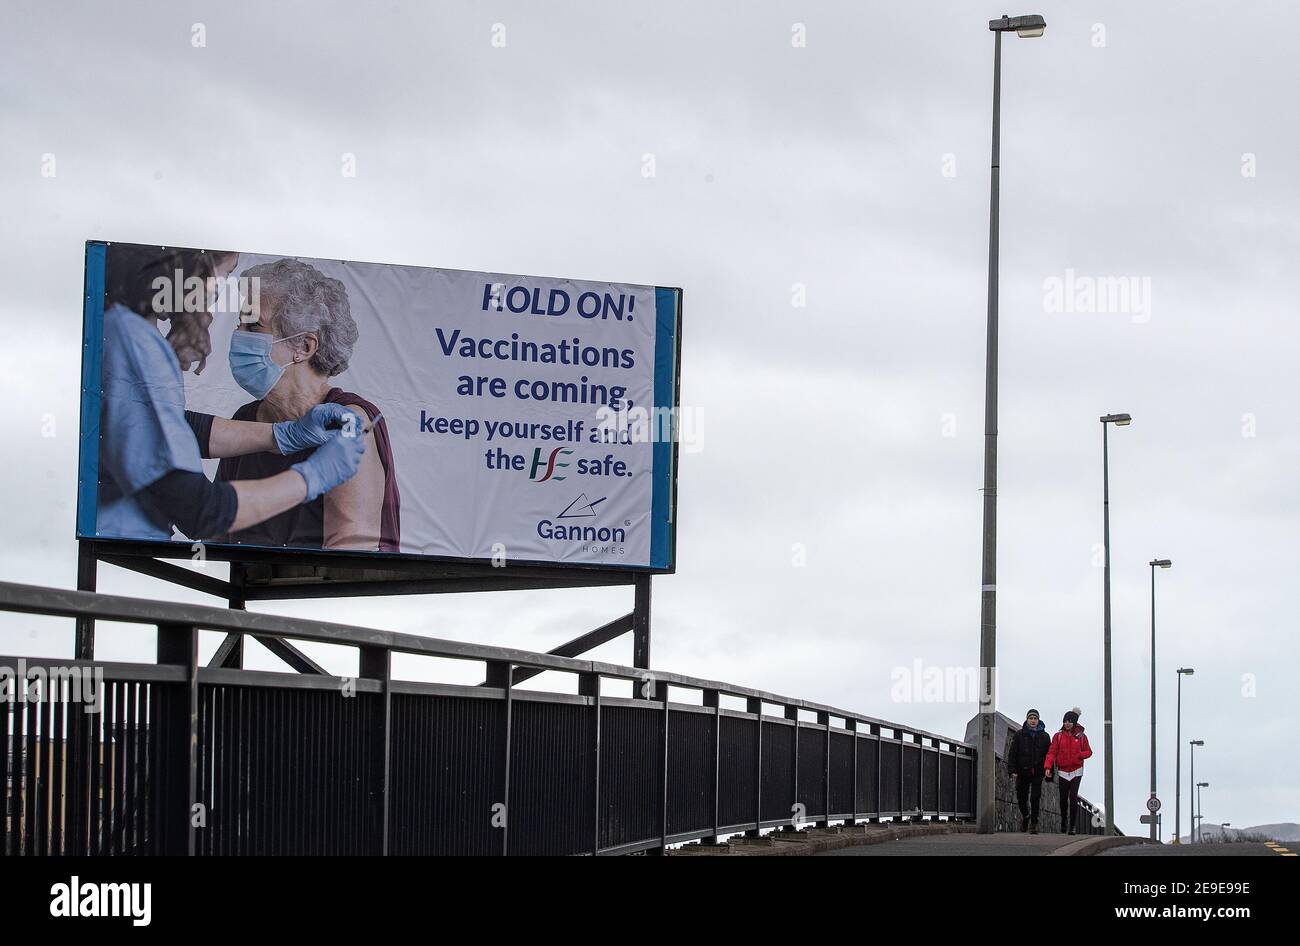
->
xmin=817 ymin=711 xmax=830 ymax=828
xmin=650 ymin=679 xmax=669 ymax=855
xmin=848 ymin=719 xmax=858 ymax=826
xmin=747 ymin=697 xmax=762 ymax=837
xmin=359 ymin=645 xmax=391 ymax=855
xmin=784 ymin=704 xmax=799 ymax=831
xmin=922 ymin=737 xmax=930 ymax=819
xmin=484 ymin=661 xmax=512 ymax=856
xmin=579 ymin=672 xmax=601 ymax=855
xmin=954 ymin=745 xmax=961 ymax=818
xmin=156 ymin=621 xmax=198 ymax=856
xmin=938 ymin=742 xmax=946 ymax=818
xmin=703 ymin=689 xmax=720 ymax=844
xmin=899 ymin=730 xmax=908 ymax=821
xmin=873 ymin=724 xmax=882 ymax=821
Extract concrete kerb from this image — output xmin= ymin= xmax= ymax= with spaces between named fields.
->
xmin=670 ymin=824 xmax=1160 ymax=856
xmin=1048 ymin=835 xmax=1162 ymax=856
xmin=670 ymin=821 xmax=976 ymax=856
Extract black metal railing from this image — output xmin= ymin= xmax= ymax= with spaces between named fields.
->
xmin=0 ymin=580 xmax=983 ymax=855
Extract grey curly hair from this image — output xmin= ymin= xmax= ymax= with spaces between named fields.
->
xmin=242 ymin=258 xmax=357 ymax=377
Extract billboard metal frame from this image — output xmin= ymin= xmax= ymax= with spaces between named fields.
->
xmin=75 ymin=539 xmax=657 ymax=681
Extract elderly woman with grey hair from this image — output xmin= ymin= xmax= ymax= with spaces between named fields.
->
xmin=216 ymin=258 xmax=400 ymax=552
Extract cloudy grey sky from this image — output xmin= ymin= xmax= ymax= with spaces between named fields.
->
xmin=2 ymin=0 xmax=1296 ymax=835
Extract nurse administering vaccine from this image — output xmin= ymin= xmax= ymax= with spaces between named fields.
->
xmin=96 ymin=245 xmax=367 ymax=543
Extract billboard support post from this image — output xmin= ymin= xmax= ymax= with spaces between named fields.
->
xmin=222 ymin=562 xmax=246 ymax=669
xmin=632 ymin=573 xmax=652 ymax=696
xmin=74 ymin=541 xmax=96 ymax=659
xmin=65 ymin=539 xmax=98 ymax=856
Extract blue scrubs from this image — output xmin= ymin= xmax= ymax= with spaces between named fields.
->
xmin=96 ymin=303 xmax=204 ymax=540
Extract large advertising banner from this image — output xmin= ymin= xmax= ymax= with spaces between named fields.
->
xmin=77 ymin=242 xmax=680 ymax=571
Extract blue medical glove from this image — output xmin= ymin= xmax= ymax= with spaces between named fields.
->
xmin=291 ymin=429 xmax=367 ymax=502
xmin=273 ymin=403 xmax=358 ymax=455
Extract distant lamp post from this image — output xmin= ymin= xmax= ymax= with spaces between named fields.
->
xmin=1189 ymin=739 xmax=1205 ymax=842
xmin=1147 ymin=558 xmax=1172 ymax=841
xmin=1173 ymin=668 xmax=1194 ymax=843
xmin=1099 ymin=412 xmax=1132 ymax=835
xmin=974 ymin=11 xmax=1048 ymax=835
xmin=1196 ymin=781 xmax=1209 ymax=842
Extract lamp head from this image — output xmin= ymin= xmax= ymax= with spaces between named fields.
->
xmin=1190 ymin=739 xmax=1204 ymax=747
xmin=1101 ymin=413 xmax=1133 ymax=426
xmin=1178 ymin=667 xmax=1195 ymax=676
xmin=989 ymin=14 xmax=1047 ymax=37
xmin=1151 ymin=559 xmax=1172 ymax=568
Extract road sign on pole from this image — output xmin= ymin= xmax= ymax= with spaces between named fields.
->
xmin=1147 ymin=795 xmax=1162 ymax=813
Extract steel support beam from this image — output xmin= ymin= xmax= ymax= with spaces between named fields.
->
xmin=243 ymin=574 xmax=629 ymax=599
xmin=502 ymin=613 xmax=634 ymax=686
xmin=100 ymin=554 xmax=230 ymax=600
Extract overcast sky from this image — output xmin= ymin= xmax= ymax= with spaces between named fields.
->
xmin=2 ymin=0 xmax=1296 ymax=835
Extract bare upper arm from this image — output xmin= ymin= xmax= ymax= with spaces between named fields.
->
xmin=322 ymin=407 xmax=385 ymax=549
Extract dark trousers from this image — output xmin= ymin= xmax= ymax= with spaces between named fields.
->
xmin=1015 ymin=773 xmax=1043 ymax=821
xmin=1058 ymin=776 xmax=1082 ymax=832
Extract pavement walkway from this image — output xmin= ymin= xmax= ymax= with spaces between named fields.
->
xmin=670 ymin=822 xmax=1154 ymax=856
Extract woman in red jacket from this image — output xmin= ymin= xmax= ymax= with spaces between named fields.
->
xmin=1044 ymin=708 xmax=1092 ymax=835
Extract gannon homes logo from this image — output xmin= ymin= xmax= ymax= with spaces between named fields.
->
xmin=536 ymin=493 xmax=627 ymax=554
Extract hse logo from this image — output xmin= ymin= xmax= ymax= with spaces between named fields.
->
xmin=528 ymin=447 xmax=632 ymax=482
xmin=530 ymin=446 xmax=573 ymax=482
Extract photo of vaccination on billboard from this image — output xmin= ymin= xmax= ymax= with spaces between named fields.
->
xmin=78 ymin=242 xmax=681 ymax=570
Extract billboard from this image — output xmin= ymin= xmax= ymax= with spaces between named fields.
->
xmin=77 ymin=241 xmax=680 ymax=571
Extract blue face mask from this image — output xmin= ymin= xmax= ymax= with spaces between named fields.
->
xmin=228 ymin=330 xmax=305 ymax=399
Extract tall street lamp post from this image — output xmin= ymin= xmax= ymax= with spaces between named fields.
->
xmin=1189 ymin=739 xmax=1205 ymax=842
xmin=1148 ymin=559 xmax=1172 ymax=840
xmin=975 ymin=12 xmax=1047 ymax=834
xmin=1099 ymin=412 xmax=1132 ymax=835
xmin=1174 ymin=668 xmax=1194 ymax=842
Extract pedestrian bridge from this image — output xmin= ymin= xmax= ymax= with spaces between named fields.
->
xmin=1 ymin=580 xmax=1104 ymax=856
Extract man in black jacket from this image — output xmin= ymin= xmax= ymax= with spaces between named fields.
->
xmin=1006 ymin=709 xmax=1051 ymax=833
